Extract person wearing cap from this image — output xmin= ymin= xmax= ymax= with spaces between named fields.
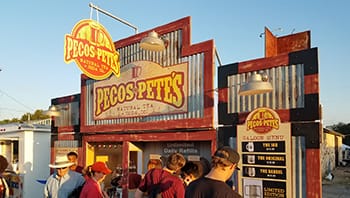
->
xmin=135 ymin=152 xmax=186 ymax=198
xmin=146 ymin=154 xmax=163 ymax=171
xmin=79 ymin=161 xmax=112 ymax=198
xmin=44 ymin=154 xmax=85 ymax=198
xmin=147 ymin=159 xmax=163 ymax=170
xmin=185 ymin=146 xmax=242 ymax=198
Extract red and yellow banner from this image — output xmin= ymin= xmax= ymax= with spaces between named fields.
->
xmin=64 ymin=19 xmax=120 ymax=80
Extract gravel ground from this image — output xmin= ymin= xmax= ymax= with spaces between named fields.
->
xmin=322 ymin=166 xmax=350 ymax=198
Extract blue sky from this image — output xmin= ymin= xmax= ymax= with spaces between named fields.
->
xmin=0 ymin=0 xmax=349 ymax=126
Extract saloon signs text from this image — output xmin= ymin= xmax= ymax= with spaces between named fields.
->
xmin=93 ymin=61 xmax=188 ymax=119
xmin=64 ymin=19 xmax=120 ymax=80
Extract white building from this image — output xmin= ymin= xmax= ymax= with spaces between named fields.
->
xmin=0 ymin=120 xmax=51 ymax=198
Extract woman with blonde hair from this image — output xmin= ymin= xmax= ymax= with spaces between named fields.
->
xmin=147 ymin=159 xmax=163 ymax=170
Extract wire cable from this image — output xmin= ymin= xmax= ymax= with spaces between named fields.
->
xmin=0 ymin=88 xmax=34 ymax=112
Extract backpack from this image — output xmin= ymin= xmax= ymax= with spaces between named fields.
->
xmin=148 ymin=184 xmax=162 ymax=198
xmin=147 ymin=169 xmax=167 ymax=198
xmin=148 ymin=183 xmax=162 ymax=198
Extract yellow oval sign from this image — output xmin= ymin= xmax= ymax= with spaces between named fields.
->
xmin=64 ymin=19 xmax=120 ymax=80
xmin=246 ymin=107 xmax=280 ymax=133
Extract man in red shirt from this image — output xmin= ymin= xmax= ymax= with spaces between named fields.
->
xmin=135 ymin=153 xmax=186 ymax=198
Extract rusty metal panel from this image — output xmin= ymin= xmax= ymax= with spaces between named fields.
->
xmin=84 ymin=30 xmax=205 ymax=126
xmin=227 ymin=64 xmax=304 ymax=113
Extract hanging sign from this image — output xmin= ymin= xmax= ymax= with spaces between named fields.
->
xmin=64 ymin=19 xmax=120 ymax=80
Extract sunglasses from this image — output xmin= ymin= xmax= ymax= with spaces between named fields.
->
xmin=57 ymin=167 xmax=68 ymax=170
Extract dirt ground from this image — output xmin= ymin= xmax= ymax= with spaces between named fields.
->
xmin=322 ymin=165 xmax=350 ymax=198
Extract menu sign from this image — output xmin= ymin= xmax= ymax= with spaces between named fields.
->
xmin=242 ymin=179 xmax=287 ymax=198
xmin=242 ymin=166 xmax=287 ymax=180
xmin=242 ymin=154 xmax=286 ymax=166
xmin=237 ymin=107 xmax=292 ymax=197
xmin=242 ymin=141 xmax=285 ymax=152
xmin=162 ymin=142 xmax=200 ymax=155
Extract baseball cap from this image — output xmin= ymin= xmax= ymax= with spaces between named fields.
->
xmin=214 ymin=146 xmax=240 ymax=170
xmin=91 ymin=161 xmax=112 ymax=174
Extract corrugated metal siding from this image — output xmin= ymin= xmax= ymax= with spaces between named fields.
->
xmin=54 ymin=140 xmax=79 ymax=148
xmin=84 ymin=30 xmax=205 ymax=126
xmin=293 ymin=136 xmax=306 ymax=198
xmin=54 ymin=102 xmax=80 ymax=127
xmin=228 ymin=64 xmax=304 ymax=113
xmin=119 ymin=31 xmax=182 ymax=66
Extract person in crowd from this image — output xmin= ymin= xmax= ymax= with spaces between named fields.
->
xmin=11 ymin=159 xmax=19 ymax=174
xmin=0 ymin=155 xmax=23 ymax=198
xmin=147 ymin=154 xmax=163 ymax=170
xmin=181 ymin=161 xmax=203 ymax=187
xmin=128 ymin=161 xmax=142 ymax=189
xmin=0 ymin=155 xmax=10 ymax=198
xmin=79 ymin=161 xmax=112 ymax=198
xmin=67 ymin=151 xmax=84 ymax=174
xmin=110 ymin=164 xmax=122 ymax=188
xmin=185 ymin=146 xmax=242 ymax=198
xmin=44 ymin=154 xmax=85 ymax=198
xmin=82 ymin=165 xmax=92 ymax=180
xmin=134 ymin=152 xmax=186 ymax=198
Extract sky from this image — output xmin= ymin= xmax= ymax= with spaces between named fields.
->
xmin=0 ymin=0 xmax=349 ymax=126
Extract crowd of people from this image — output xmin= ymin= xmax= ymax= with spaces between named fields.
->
xmin=1 ymin=146 xmax=242 ymax=198
xmin=133 ymin=146 xmax=242 ymax=198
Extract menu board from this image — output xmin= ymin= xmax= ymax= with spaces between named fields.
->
xmin=237 ymin=108 xmax=292 ymax=198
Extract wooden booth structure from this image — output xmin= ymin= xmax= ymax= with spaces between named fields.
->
xmin=50 ymin=16 xmax=217 ymax=197
xmin=218 ymin=28 xmax=321 ymax=197
xmin=50 ymin=16 xmax=323 ymax=197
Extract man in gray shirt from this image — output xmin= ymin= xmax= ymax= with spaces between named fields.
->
xmin=44 ymin=154 xmax=85 ymax=198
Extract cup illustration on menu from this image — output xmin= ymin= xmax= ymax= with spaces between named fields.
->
xmin=247 ymin=155 xmax=255 ymax=164
xmin=245 ymin=167 xmax=256 ymax=177
xmin=246 ymin=142 xmax=254 ymax=152
xmin=244 ymin=185 xmax=262 ymax=198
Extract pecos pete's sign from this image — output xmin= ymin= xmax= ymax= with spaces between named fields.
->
xmin=64 ymin=19 xmax=120 ymax=80
xmin=93 ymin=61 xmax=188 ymax=120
